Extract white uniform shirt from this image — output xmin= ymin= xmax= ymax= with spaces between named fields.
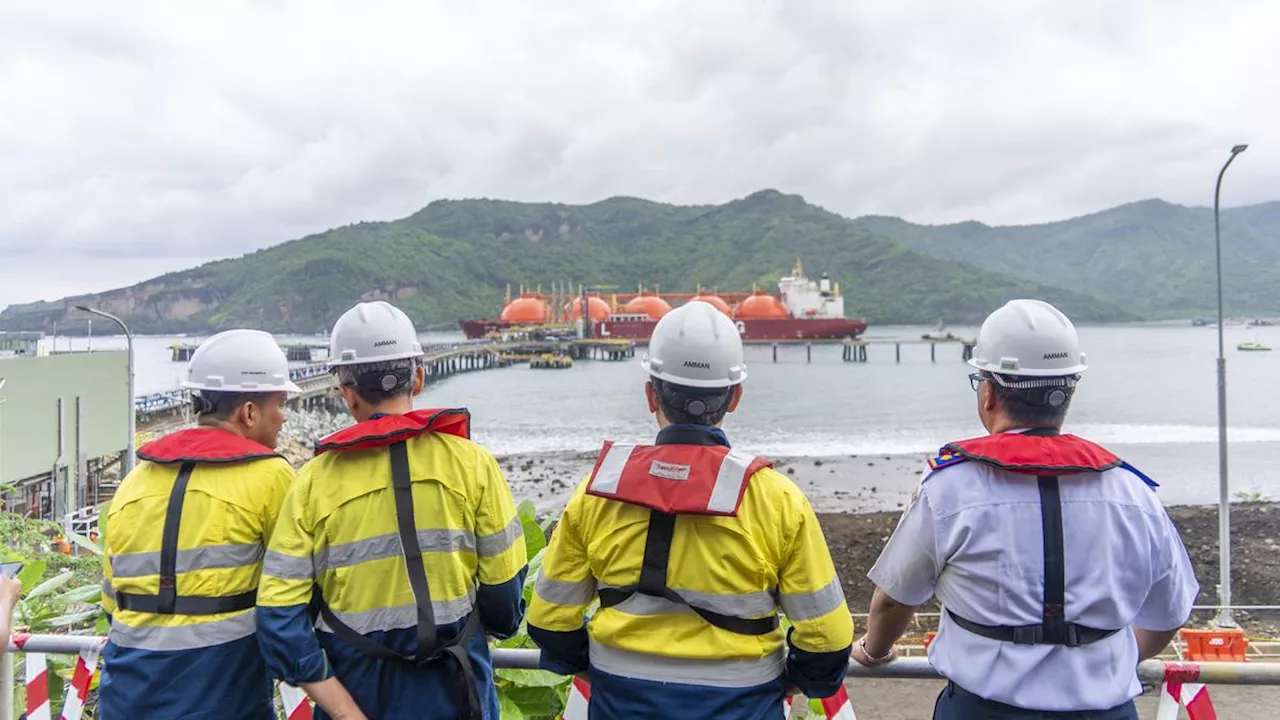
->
xmin=868 ymin=437 xmax=1199 ymax=712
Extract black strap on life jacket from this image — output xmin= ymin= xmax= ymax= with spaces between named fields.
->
xmin=315 ymin=441 xmax=482 ymax=720
xmin=114 ymin=461 xmax=258 ymax=616
xmin=948 ymin=428 xmax=1120 ymax=647
xmin=596 ymin=509 xmax=779 ymax=636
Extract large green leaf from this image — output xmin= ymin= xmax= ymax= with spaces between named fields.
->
xmin=497 ymin=692 xmax=526 ymax=720
xmin=26 ymin=569 xmax=74 ymax=599
xmin=67 ymin=531 xmax=102 ymax=556
xmin=494 ymin=668 xmax=568 ymax=688
xmin=17 ymin=560 xmax=47 ymax=593
xmin=516 ymin=500 xmax=546 ymax=561
xmin=43 ymin=607 xmax=101 ymax=627
xmin=506 ymin=684 xmax=570 ymax=718
xmin=53 ymin=583 xmax=103 ymax=605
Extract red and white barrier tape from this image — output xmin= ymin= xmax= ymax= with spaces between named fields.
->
xmin=278 ymin=681 xmax=315 ymax=720
xmin=24 ymin=651 xmax=51 ymax=720
xmin=561 ymin=677 xmax=857 ymax=719
xmin=58 ymin=648 xmax=101 ymax=720
xmin=21 ymin=647 xmax=100 ymax=720
xmin=1156 ymin=661 xmax=1218 ymax=720
xmin=785 ymin=686 xmax=857 ymax=719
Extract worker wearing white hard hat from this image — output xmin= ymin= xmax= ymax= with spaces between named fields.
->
xmin=528 ymin=300 xmax=854 ymax=720
xmin=857 ymin=299 xmax=1198 ymax=719
xmin=258 ymin=300 xmax=527 ymax=720
xmin=100 ymin=329 xmax=298 ymax=720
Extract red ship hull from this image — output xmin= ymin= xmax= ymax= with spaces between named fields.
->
xmin=458 ymin=317 xmax=868 ymax=343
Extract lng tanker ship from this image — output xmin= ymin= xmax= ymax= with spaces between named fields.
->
xmin=458 ymin=260 xmax=869 ymax=342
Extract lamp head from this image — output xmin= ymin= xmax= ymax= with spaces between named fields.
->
xmin=0 ymin=378 xmax=6 ymax=392
xmin=74 ymin=305 xmax=90 ymax=313
xmin=1231 ymin=144 xmax=1249 ymax=155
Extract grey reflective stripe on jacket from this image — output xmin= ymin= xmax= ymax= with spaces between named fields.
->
xmin=588 ymin=638 xmax=785 ymax=688
xmin=315 ymin=589 xmax=477 ymax=633
xmin=598 ymin=583 xmax=778 ymax=619
xmin=107 ymin=610 xmax=257 ymax=652
xmin=110 ymin=542 xmax=265 ymax=578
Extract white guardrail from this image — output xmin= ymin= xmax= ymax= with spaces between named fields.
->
xmin=3 ymin=633 xmax=1280 ymax=720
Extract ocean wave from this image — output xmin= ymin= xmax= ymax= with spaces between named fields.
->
xmin=471 ymin=422 xmax=1280 ymax=458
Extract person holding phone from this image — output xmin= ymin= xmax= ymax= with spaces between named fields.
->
xmin=0 ymin=562 xmax=23 ymax=653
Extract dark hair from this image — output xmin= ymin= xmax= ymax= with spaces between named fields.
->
xmin=195 ymin=391 xmax=263 ymax=421
xmin=334 ymin=359 xmax=416 ymax=405
xmin=984 ymin=371 xmax=1074 ymax=428
xmin=651 ymin=378 xmax=734 ymax=426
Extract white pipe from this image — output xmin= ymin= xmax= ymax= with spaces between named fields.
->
xmin=8 ymin=635 xmax=1280 ymax=686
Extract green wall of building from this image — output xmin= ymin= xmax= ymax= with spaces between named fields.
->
xmin=0 ymin=352 xmax=129 ymax=485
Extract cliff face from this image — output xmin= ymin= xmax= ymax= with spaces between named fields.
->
xmin=0 ymin=277 xmax=225 ymax=334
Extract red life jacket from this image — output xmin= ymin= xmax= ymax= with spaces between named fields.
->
xmin=120 ymin=428 xmax=281 ymax=619
xmin=585 ymin=441 xmax=772 ymax=516
xmin=309 ymin=406 xmax=485 ymax=720
xmin=314 ymin=408 xmax=471 ymax=455
xmin=925 ymin=428 xmax=1152 ymax=648
xmin=585 ymin=441 xmax=779 ymax=636
xmin=137 ymin=427 xmax=281 ymax=464
xmin=930 ymin=431 xmax=1121 ymax=476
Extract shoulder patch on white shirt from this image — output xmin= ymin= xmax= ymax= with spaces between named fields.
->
xmin=926 ymin=448 xmax=968 ymax=473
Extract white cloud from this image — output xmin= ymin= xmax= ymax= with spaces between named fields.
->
xmin=1 ymin=0 xmax=1277 ymax=309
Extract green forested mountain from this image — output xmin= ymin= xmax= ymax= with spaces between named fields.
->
xmin=855 ymin=199 xmax=1280 ymax=318
xmin=11 ymin=189 xmax=1270 ymax=335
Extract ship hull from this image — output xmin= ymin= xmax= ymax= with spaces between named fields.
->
xmin=459 ymin=317 xmax=868 ymax=342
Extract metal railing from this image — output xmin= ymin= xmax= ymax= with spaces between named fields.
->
xmin=4 ymin=633 xmax=1280 ymax=720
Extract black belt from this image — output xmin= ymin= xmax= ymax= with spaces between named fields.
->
xmin=596 ymin=509 xmax=778 ymax=636
xmin=316 ymin=441 xmax=483 ymax=720
xmin=111 ymin=461 xmax=259 ymax=616
xmin=947 ymin=428 xmax=1120 ymax=648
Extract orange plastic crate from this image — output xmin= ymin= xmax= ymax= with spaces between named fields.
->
xmin=1178 ymin=628 xmax=1248 ymax=662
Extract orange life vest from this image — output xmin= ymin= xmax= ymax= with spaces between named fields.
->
xmin=585 ymin=440 xmax=778 ymax=635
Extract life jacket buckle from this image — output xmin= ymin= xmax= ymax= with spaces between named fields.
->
xmin=158 ymin=575 xmax=176 ymax=590
xmin=1011 ymin=626 xmax=1041 ymax=645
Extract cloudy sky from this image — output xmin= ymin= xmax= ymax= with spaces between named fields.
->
xmin=1 ymin=0 xmax=1276 ymax=310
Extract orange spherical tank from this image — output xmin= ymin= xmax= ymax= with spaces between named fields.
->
xmin=623 ymin=295 xmax=672 ymax=320
xmin=500 ymin=296 xmax=551 ymax=324
xmin=734 ymin=291 xmax=788 ymax=319
xmin=571 ymin=296 xmax=613 ymax=322
xmin=689 ymin=295 xmax=732 ymax=315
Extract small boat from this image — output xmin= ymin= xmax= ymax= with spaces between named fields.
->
xmin=1237 ymin=342 xmax=1272 ymax=352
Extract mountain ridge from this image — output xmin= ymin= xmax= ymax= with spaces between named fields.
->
xmin=5 ymin=189 xmax=1276 ymax=335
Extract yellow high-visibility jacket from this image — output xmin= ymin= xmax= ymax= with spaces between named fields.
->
xmin=256 ymin=410 xmax=527 ymax=720
xmin=100 ymin=427 xmax=293 ymax=720
xmin=528 ymin=426 xmax=853 ymax=707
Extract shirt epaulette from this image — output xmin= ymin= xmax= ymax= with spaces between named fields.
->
xmin=926 ymin=448 xmax=968 ymax=472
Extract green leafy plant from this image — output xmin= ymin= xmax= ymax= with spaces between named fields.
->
xmin=492 ymin=502 xmax=575 ymax=719
xmin=2 ymin=514 xmax=106 ymax=718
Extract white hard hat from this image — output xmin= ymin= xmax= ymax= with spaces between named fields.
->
xmin=328 ymin=301 xmax=424 ymax=367
xmin=968 ymin=299 xmax=1088 ymax=377
xmin=182 ymin=329 xmax=301 ymax=393
xmin=641 ymin=301 xmax=746 ymax=388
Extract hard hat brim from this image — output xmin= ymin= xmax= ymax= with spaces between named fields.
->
xmin=326 ymin=348 xmax=426 ymax=367
xmin=641 ymin=360 xmax=746 ymax=388
xmin=967 ymin=357 xmax=1088 ymax=376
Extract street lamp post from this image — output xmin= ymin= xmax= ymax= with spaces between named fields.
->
xmin=0 ymin=377 xmax=7 ymax=487
xmin=74 ymin=306 xmax=135 ymax=474
xmin=1212 ymin=143 xmax=1248 ymax=628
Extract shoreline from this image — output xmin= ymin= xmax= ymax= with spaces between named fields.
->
xmin=494 ymin=450 xmax=930 ymax=515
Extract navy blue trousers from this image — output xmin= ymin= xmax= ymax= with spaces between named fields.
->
xmin=934 ymin=682 xmax=1139 ymax=720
